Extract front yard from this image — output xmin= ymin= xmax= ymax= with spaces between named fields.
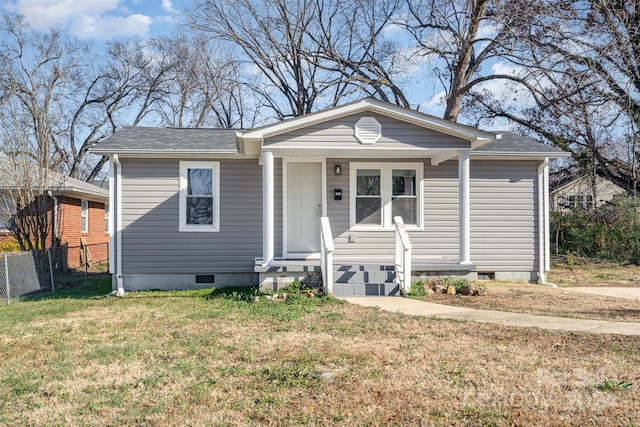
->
xmin=0 ymin=270 xmax=639 ymax=426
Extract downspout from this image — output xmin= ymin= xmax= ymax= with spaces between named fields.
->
xmin=47 ymin=191 xmax=58 ymax=240
xmin=538 ymin=158 xmax=556 ymax=287
xmin=112 ymin=155 xmax=125 ymax=296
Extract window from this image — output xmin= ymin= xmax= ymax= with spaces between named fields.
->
xmin=179 ymin=161 xmax=220 ymax=232
xmin=104 ymin=203 xmax=109 ymax=233
xmin=0 ymin=200 xmax=14 ymax=232
xmin=81 ymin=200 xmax=88 ymax=233
xmin=355 ymin=169 xmax=381 ymax=225
xmin=392 ymin=169 xmax=417 ymax=224
xmin=565 ymin=194 xmax=594 ymax=210
xmin=350 ymin=163 xmax=423 ymax=229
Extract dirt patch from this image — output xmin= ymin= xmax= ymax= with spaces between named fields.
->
xmin=548 ymin=263 xmax=640 ymax=287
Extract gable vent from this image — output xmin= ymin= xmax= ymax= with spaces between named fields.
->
xmin=354 ymin=117 xmax=382 ymax=145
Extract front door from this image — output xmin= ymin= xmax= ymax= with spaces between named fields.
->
xmin=286 ymin=162 xmax=322 ymax=256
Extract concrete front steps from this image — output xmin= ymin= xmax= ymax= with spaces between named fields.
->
xmin=332 ymin=264 xmax=400 ymax=297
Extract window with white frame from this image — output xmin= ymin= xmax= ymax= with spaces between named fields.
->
xmin=179 ymin=161 xmax=220 ymax=232
xmin=104 ymin=203 xmax=109 ymax=233
xmin=350 ymin=162 xmax=423 ymax=229
xmin=565 ymin=194 xmax=594 ymax=210
xmin=81 ymin=200 xmax=88 ymax=233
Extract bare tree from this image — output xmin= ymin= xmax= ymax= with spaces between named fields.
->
xmin=471 ymin=0 xmax=640 ymax=193
xmin=187 ymin=0 xmax=415 ymax=118
xmin=147 ymin=35 xmax=259 ymax=129
xmin=0 ymin=14 xmax=90 ymax=172
xmin=188 ymin=0 xmax=332 ymax=120
xmin=308 ymin=0 xmax=410 ymax=108
xmin=399 ymin=0 xmax=535 ymax=121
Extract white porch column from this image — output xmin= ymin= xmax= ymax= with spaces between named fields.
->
xmin=263 ymin=151 xmax=275 ymax=265
xmin=543 ymin=158 xmax=551 ymax=272
xmin=458 ymin=151 xmax=471 ymax=264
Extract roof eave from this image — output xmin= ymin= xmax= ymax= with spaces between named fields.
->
xmin=90 ymin=149 xmax=240 ymax=156
xmin=470 ymin=151 xmax=572 ymax=159
xmin=242 ymin=98 xmax=495 ymax=142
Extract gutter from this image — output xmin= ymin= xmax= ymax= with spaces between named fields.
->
xmin=111 ymin=155 xmax=125 ymax=296
xmin=537 ymin=158 xmax=557 ymax=287
xmin=470 ymin=151 xmax=572 ymax=158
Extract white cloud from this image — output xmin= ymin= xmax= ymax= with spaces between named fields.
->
xmin=1 ymin=0 xmax=154 ymax=39
xmin=70 ymin=13 xmax=151 ymax=39
xmin=161 ymin=0 xmax=175 ymax=14
xmin=420 ymin=90 xmax=446 ymax=115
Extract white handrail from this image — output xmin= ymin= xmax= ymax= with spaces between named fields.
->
xmin=320 ymin=216 xmax=334 ymax=295
xmin=394 ymin=216 xmax=412 ymax=295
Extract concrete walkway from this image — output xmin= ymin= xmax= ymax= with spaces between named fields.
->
xmin=343 ymin=296 xmax=640 ymax=336
xmin=563 ymin=286 xmax=640 ymax=300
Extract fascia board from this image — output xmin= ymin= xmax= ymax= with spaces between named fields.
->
xmin=242 ymin=99 xmax=495 ymax=142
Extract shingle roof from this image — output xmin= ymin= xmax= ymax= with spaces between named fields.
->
xmin=0 ymin=153 xmax=108 ymax=201
xmin=91 ymin=127 xmax=239 ymax=154
xmin=473 ymin=132 xmax=570 ymax=156
xmin=89 ymin=121 xmax=569 ymax=159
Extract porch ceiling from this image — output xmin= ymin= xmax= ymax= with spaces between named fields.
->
xmin=265 ymin=146 xmax=459 ymax=160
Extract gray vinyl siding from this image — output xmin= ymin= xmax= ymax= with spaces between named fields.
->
xmin=323 ymin=158 xmax=538 ymax=272
xmin=323 ymin=159 xmax=459 ymax=260
xmin=265 ymin=113 xmax=469 ymax=150
xmin=470 ymin=160 xmax=539 ymax=271
xmin=120 ymin=158 xmax=262 ymax=273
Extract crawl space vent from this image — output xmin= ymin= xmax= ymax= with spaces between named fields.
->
xmin=195 ymin=274 xmax=215 ymax=284
xmin=354 ymin=117 xmax=382 ymax=145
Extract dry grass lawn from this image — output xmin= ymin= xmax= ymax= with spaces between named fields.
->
xmin=417 ymin=263 xmax=640 ymax=322
xmin=0 ymin=275 xmax=639 ymax=426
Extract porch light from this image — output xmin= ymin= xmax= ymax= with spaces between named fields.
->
xmin=334 ymin=164 xmax=342 ymax=175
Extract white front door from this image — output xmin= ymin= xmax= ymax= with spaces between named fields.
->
xmin=286 ymin=162 xmax=322 ymax=255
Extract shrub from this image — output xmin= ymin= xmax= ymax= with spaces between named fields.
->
xmin=0 ymin=235 xmax=22 ymax=252
xmin=551 ymin=196 xmax=640 ymax=262
xmin=443 ymin=277 xmax=469 ymax=291
xmin=408 ymin=280 xmax=431 ymax=297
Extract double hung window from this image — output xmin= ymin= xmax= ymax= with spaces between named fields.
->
xmin=179 ymin=161 xmax=220 ymax=232
xmin=81 ymin=200 xmax=88 ymax=233
xmin=350 ymin=163 xmax=422 ymax=229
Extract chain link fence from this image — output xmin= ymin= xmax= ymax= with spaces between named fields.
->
xmin=0 ymin=242 xmax=109 ymax=305
xmin=0 ymin=251 xmax=47 ymax=304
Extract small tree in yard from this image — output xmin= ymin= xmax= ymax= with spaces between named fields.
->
xmin=0 ymin=152 xmax=59 ymax=252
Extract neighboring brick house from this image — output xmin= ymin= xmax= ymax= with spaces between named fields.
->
xmin=0 ymin=153 xmax=109 ymax=269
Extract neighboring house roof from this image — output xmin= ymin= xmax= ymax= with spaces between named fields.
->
xmin=90 ymin=98 xmax=570 ymax=159
xmin=91 ymin=127 xmax=240 ymax=156
xmin=0 ymin=153 xmax=108 ymax=202
xmin=550 ymin=174 xmax=626 ymax=197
